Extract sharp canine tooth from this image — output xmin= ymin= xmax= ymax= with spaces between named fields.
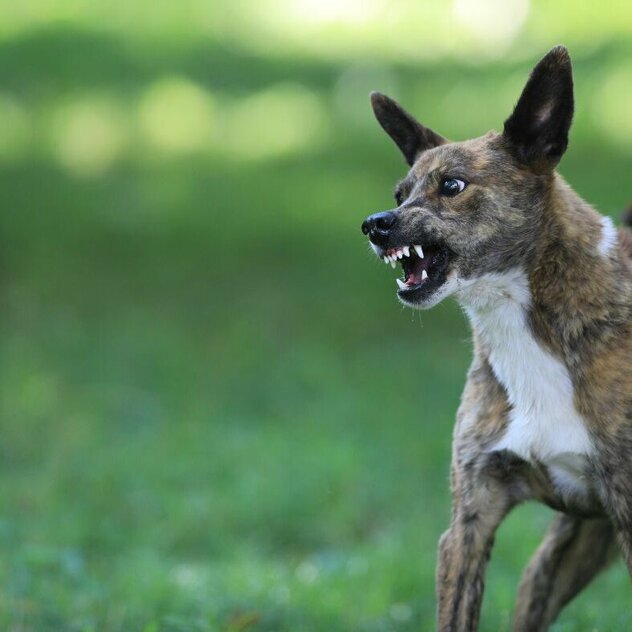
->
xmin=414 ymin=245 xmax=424 ymax=258
xmin=383 ymin=256 xmax=389 ymax=264
xmin=421 ymin=269 xmax=428 ymax=280
xmin=390 ymin=260 xmax=396 ymax=269
xmin=403 ymin=246 xmax=410 ymax=257
xmin=397 ymin=250 xmax=403 ymax=259
xmin=396 ymin=278 xmax=407 ymax=290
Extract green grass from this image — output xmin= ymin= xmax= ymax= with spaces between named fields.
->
xmin=0 ymin=9 xmax=630 ymax=632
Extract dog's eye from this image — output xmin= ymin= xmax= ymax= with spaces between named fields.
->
xmin=440 ymin=178 xmax=467 ymax=197
xmin=394 ymin=190 xmax=404 ymax=206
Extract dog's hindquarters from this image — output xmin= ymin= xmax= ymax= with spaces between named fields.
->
xmin=513 ymin=514 xmax=618 ymax=632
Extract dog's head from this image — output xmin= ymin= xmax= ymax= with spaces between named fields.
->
xmin=362 ymin=45 xmax=574 ymax=309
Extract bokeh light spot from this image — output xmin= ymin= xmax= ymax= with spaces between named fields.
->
xmin=138 ymin=78 xmax=216 ymax=154
xmin=225 ymin=84 xmax=329 ymax=160
xmin=453 ymin=0 xmax=530 ymax=53
xmin=49 ymin=96 xmax=127 ymax=177
xmin=592 ymin=64 xmax=632 ymax=151
xmin=288 ymin=0 xmax=385 ymax=25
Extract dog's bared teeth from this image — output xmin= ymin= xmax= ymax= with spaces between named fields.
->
xmin=421 ymin=269 xmax=428 ymax=281
xmin=396 ymin=278 xmax=407 ymax=290
xmin=414 ymin=245 xmax=424 ymax=259
xmin=390 ymin=260 xmax=397 ymax=269
xmin=397 ymin=250 xmax=403 ymax=259
xmin=402 ymin=246 xmax=410 ymax=257
xmin=383 ymin=256 xmax=389 ymax=264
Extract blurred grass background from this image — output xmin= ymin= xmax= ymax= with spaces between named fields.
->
xmin=0 ymin=1 xmax=630 ymax=630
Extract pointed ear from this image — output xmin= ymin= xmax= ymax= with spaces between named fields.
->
xmin=370 ymin=91 xmax=446 ymax=166
xmin=503 ymin=45 xmax=574 ymax=171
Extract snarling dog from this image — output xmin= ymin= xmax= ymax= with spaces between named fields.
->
xmin=361 ymin=46 xmax=632 ymax=631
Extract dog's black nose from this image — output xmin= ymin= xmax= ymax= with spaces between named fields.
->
xmin=361 ymin=211 xmax=397 ymax=247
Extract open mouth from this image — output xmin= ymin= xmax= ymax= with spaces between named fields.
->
xmin=380 ymin=242 xmax=452 ymax=300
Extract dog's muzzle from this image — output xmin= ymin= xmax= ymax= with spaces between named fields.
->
xmin=361 ymin=211 xmax=397 ymax=248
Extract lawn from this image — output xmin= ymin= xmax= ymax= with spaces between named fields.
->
xmin=0 ymin=2 xmax=630 ymax=630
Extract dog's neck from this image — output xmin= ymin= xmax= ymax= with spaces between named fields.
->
xmin=528 ymin=174 xmax=631 ymax=356
xmin=458 ymin=174 xmax=631 ymax=362
xmin=453 ymin=177 xmax=628 ymax=462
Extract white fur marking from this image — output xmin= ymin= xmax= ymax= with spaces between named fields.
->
xmin=598 ymin=215 xmax=617 ymax=257
xmin=548 ymin=454 xmax=591 ymax=500
xmin=457 ymin=270 xmax=594 ymax=464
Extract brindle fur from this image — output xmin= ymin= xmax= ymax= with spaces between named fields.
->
xmin=364 ymin=46 xmax=632 ymax=630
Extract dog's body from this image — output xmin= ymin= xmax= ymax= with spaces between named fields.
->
xmin=361 ymin=46 xmax=632 ymax=631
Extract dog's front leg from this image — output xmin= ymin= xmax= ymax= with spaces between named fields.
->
xmin=436 ymin=452 xmax=518 ymax=632
xmin=435 ymin=360 xmax=523 ymax=632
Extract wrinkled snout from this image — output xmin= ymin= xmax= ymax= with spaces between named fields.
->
xmin=361 ymin=211 xmax=397 ymax=248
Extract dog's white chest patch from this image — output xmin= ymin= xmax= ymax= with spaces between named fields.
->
xmin=458 ymin=270 xmax=594 ymax=467
xmin=547 ymin=453 xmax=592 ymax=500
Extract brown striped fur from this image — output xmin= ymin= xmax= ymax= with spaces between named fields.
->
xmin=363 ymin=46 xmax=632 ymax=630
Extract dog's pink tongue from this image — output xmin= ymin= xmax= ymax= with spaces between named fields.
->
xmin=406 ymin=272 xmax=420 ymax=286
xmin=405 ymin=252 xmax=428 ymax=285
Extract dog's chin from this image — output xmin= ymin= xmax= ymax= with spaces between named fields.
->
xmin=397 ymin=265 xmax=460 ymax=309
xmin=397 ymin=272 xmax=457 ymax=309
